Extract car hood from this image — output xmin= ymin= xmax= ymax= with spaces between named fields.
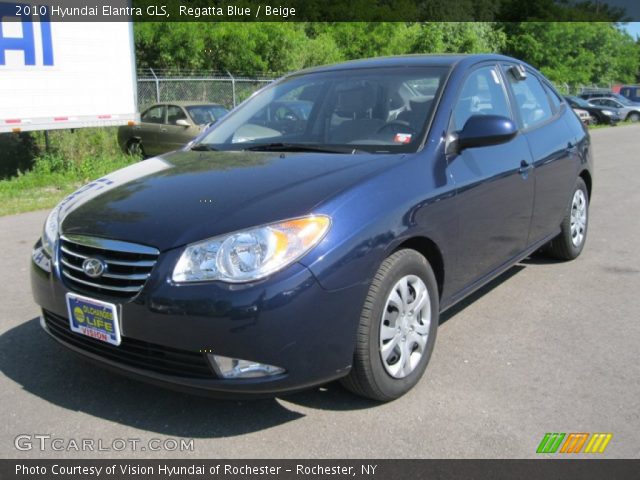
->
xmin=59 ymin=150 xmax=404 ymax=251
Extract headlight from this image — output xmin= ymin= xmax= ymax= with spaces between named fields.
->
xmin=172 ymin=215 xmax=331 ymax=283
xmin=602 ymin=110 xmax=614 ymax=116
xmin=42 ymin=205 xmax=61 ymax=256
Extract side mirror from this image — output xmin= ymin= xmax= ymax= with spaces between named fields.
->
xmin=456 ymin=115 xmax=518 ymax=151
xmin=176 ymin=119 xmax=191 ymax=127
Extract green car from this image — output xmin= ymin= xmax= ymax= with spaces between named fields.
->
xmin=118 ymin=102 xmax=229 ymax=157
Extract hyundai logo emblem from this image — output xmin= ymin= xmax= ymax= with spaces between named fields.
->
xmin=82 ymin=258 xmax=106 ymax=278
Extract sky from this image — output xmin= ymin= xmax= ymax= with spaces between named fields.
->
xmin=622 ymin=22 xmax=640 ymax=39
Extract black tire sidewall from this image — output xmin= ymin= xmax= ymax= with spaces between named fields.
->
xmin=366 ymin=251 xmax=439 ymax=399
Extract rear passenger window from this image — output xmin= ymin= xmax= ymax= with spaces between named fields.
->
xmin=506 ymin=70 xmax=553 ymax=129
xmin=452 ymin=66 xmax=511 ymax=132
xmin=543 ymin=84 xmax=563 ymax=112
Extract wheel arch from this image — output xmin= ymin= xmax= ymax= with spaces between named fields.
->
xmin=391 ymin=236 xmax=445 ymax=300
xmin=579 ymin=169 xmax=592 ymax=201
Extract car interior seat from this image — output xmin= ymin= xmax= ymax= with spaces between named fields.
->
xmin=329 ymin=85 xmax=385 ymax=143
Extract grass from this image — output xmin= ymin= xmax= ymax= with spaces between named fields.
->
xmin=588 ymin=119 xmax=639 ymax=130
xmin=0 ymin=153 xmax=136 ymax=216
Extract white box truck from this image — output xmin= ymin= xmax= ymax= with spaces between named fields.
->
xmin=0 ymin=3 xmax=137 ymax=133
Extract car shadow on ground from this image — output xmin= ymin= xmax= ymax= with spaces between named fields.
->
xmin=0 ymin=256 xmax=546 ymax=436
xmin=0 ymin=318 xmax=379 ymax=438
xmin=439 ymin=264 xmax=526 ymax=324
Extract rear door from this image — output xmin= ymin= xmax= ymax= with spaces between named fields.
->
xmin=447 ymin=64 xmax=535 ymax=289
xmin=136 ymin=105 xmax=165 ymax=156
xmin=503 ymin=64 xmax=577 ymax=245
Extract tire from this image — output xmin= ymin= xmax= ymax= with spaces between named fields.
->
xmin=547 ymin=177 xmax=589 ymax=260
xmin=126 ymin=139 xmax=144 ymax=157
xmin=627 ymin=112 xmax=640 ymax=123
xmin=591 ymin=116 xmax=599 ymax=126
xmin=341 ymin=249 xmax=439 ymax=401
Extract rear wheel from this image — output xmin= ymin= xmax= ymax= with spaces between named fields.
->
xmin=546 ymin=177 xmax=589 ymax=260
xmin=341 ymin=249 xmax=439 ymax=401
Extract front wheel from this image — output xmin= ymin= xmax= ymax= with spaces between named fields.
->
xmin=627 ymin=112 xmax=640 ymax=123
xmin=341 ymin=249 xmax=439 ymax=401
xmin=126 ymin=139 xmax=145 ymax=158
xmin=546 ymin=177 xmax=589 ymax=260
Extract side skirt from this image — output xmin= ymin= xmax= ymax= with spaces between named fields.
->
xmin=440 ymin=229 xmax=560 ymax=313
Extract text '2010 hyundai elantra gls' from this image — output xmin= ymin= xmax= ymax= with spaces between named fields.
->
xmin=31 ymin=55 xmax=592 ymax=401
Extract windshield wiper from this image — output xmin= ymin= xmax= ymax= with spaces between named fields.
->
xmin=242 ymin=142 xmax=362 ymax=154
xmin=190 ymin=143 xmax=218 ymax=151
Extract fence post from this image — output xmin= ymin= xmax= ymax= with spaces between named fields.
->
xmin=226 ymin=70 xmax=236 ymax=107
xmin=150 ymin=68 xmax=160 ymax=103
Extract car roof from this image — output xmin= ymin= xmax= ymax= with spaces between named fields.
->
xmin=291 ymin=54 xmax=523 ymax=76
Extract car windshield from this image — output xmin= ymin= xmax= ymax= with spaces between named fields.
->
xmin=194 ymin=66 xmax=449 ymax=154
xmin=609 ymin=94 xmax=633 ymax=105
xmin=186 ymin=105 xmax=229 ymax=125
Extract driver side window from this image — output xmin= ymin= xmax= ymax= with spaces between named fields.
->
xmin=452 ymin=66 xmax=511 ymax=132
xmin=141 ymin=105 xmax=165 ymax=124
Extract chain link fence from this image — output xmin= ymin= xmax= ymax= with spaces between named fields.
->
xmin=137 ymin=69 xmax=278 ymax=111
xmin=553 ymin=82 xmax=618 ymax=96
xmin=136 ymin=69 xmax=633 ymax=114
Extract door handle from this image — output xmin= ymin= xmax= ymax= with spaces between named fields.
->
xmin=160 ymin=128 xmax=167 ymax=132
xmin=519 ymin=160 xmax=532 ymax=175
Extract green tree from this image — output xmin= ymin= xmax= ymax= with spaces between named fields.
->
xmin=505 ymin=22 xmax=638 ymax=86
xmin=410 ymin=22 xmax=506 ymax=54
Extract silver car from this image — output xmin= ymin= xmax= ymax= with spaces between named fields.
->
xmin=118 ymin=102 xmax=229 ymax=156
xmin=587 ymin=97 xmax=640 ymax=122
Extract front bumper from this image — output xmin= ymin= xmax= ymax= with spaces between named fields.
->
xmin=31 ymin=242 xmax=365 ymax=397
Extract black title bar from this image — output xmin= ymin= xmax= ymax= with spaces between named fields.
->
xmin=2 ymin=459 xmax=640 ymax=480
xmin=1 ymin=0 xmax=640 ymax=22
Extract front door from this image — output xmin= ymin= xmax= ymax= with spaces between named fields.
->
xmin=158 ymin=105 xmax=200 ymax=153
xmin=447 ymin=64 xmax=535 ymax=292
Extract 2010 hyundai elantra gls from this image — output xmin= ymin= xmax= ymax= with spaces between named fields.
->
xmin=31 ymin=55 xmax=592 ymax=401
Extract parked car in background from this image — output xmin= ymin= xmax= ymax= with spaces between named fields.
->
xmin=571 ymin=107 xmax=591 ymax=125
xmin=565 ymin=96 xmax=620 ymax=125
xmin=580 ymin=91 xmax=640 ymax=106
xmin=619 ymin=85 xmax=640 ymax=103
xmin=587 ymin=97 xmax=640 ymax=122
xmin=32 ymin=55 xmax=592 ymax=401
xmin=118 ymin=102 xmax=229 ymax=156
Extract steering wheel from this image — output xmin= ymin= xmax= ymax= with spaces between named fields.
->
xmin=376 ymin=120 xmax=416 ymax=135
xmin=274 ymin=106 xmax=300 ymax=123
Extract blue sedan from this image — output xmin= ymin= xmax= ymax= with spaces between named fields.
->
xmin=31 ymin=55 xmax=592 ymax=400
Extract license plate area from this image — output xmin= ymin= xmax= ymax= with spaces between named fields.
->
xmin=65 ymin=293 xmax=121 ymax=346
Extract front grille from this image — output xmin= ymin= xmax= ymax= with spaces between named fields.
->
xmin=43 ymin=310 xmax=214 ymax=379
xmin=59 ymin=235 xmax=159 ymax=300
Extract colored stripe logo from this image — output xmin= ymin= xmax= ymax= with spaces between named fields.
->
xmin=537 ymin=433 xmax=612 ymax=454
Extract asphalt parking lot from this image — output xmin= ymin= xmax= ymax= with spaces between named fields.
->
xmin=1 ymin=126 xmax=639 ymax=459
